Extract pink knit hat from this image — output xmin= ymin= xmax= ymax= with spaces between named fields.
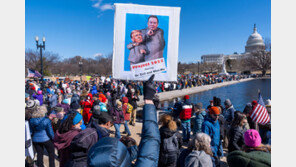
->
xmin=244 ymin=129 xmax=262 ymax=147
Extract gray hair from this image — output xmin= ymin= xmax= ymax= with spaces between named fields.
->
xmin=188 ymin=133 xmax=213 ymax=156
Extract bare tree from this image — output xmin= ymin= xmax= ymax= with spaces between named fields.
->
xmin=243 ymin=50 xmax=271 ymax=76
xmin=264 ymin=37 xmax=271 ymax=52
xmin=25 ymin=49 xmax=60 ymax=76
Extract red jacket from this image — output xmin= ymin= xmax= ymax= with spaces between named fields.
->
xmin=81 ymin=93 xmax=93 ymax=123
xmin=122 ymin=97 xmax=130 ymax=121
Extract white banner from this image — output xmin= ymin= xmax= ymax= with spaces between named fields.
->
xmin=112 ymin=3 xmax=181 ymax=81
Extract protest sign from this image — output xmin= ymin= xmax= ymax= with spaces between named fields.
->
xmin=113 ymin=3 xmax=180 ymax=81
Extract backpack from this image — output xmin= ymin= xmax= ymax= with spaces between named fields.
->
xmin=179 ymin=104 xmax=192 ymax=120
xmin=160 ymin=133 xmax=179 ymax=165
xmin=127 ymin=103 xmax=133 ymax=113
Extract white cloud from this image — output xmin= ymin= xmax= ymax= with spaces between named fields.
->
xmin=93 ymin=53 xmax=103 ymax=58
xmin=92 ymin=0 xmax=102 ymax=8
xmin=91 ymin=0 xmax=114 ymax=18
xmin=100 ymin=4 xmax=114 ymax=11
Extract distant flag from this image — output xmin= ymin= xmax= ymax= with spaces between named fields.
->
xmin=257 ymin=90 xmax=266 ymax=108
xmin=250 ymin=90 xmax=270 ymax=125
xmin=27 ymin=68 xmax=42 ymax=78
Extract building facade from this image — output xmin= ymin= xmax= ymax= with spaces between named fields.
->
xmin=201 ymin=24 xmax=265 ymax=64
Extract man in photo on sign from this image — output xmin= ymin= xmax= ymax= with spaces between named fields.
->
xmin=127 ymin=30 xmax=149 ymax=66
xmin=141 ymin=15 xmax=165 ymax=61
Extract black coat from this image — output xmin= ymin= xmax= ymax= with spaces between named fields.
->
xmin=228 ymin=126 xmax=246 ymax=153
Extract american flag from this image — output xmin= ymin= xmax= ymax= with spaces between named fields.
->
xmin=250 ymin=92 xmax=270 ymax=125
xmin=27 ymin=68 xmax=42 ymax=78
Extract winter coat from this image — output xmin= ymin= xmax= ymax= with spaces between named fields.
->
xmin=87 ymin=121 xmax=110 ymax=139
xmin=53 ymin=129 xmax=81 ymax=167
xmin=91 ymin=86 xmax=98 ymax=95
xmin=228 ymin=126 xmax=246 ymax=153
xmin=185 ymin=150 xmax=213 ymax=167
xmin=202 ymin=115 xmax=221 ymax=157
xmin=66 ymin=128 xmax=98 ymax=167
xmin=111 ymin=107 xmax=124 ymax=124
xmin=29 ymin=117 xmax=54 ymax=143
xmin=158 ymin=126 xmax=183 ymax=167
xmin=227 ymin=149 xmax=271 ymax=167
xmin=48 ymin=94 xmax=58 ymax=108
xmin=179 ymin=99 xmax=193 ymax=122
xmin=87 ymin=104 xmax=160 ymax=167
xmin=81 ymin=93 xmax=94 ymax=123
xmin=223 ymin=105 xmax=235 ymax=124
xmin=193 ymin=110 xmax=206 ymax=134
xmin=122 ymin=103 xmax=131 ymax=121
xmin=32 ymin=94 xmax=43 ymax=106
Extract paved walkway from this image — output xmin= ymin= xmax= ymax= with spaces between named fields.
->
xmin=137 ymin=78 xmax=255 ymax=106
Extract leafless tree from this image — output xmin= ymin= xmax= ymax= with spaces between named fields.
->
xmin=243 ymin=50 xmax=271 ymax=76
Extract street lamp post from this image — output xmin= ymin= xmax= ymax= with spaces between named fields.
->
xmin=79 ymin=61 xmax=83 ymax=75
xmin=197 ymin=60 xmax=200 ymax=76
xmin=35 ymin=36 xmax=46 ymax=90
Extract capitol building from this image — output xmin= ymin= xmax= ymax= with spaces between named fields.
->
xmin=201 ymin=24 xmax=265 ymax=65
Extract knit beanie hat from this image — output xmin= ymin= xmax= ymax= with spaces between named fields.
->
xmin=93 ymin=105 xmax=101 ymax=118
xmin=73 ymin=113 xmax=83 ymax=125
xmin=25 ymin=93 xmax=29 ymax=98
xmin=184 ymin=95 xmax=190 ymax=100
xmin=37 ymin=90 xmax=42 ymax=95
xmin=209 ymin=106 xmax=220 ymax=115
xmin=244 ymin=129 xmax=262 ymax=147
xmin=62 ymin=99 xmax=70 ymax=104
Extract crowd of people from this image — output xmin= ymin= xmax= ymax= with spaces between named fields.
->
xmin=25 ymin=74 xmax=270 ymax=167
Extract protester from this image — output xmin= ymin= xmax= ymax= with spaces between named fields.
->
xmin=111 ymin=100 xmax=125 ymax=139
xmin=32 ymin=90 xmax=44 ymax=106
xmin=29 ymin=105 xmax=55 ymax=167
xmin=80 ymin=93 xmax=94 ymax=124
xmin=185 ymin=133 xmax=213 ymax=167
xmin=179 ymin=95 xmax=193 ymax=142
xmin=122 ymin=97 xmax=132 ymax=136
xmin=243 ymin=102 xmax=259 ymax=131
xmin=227 ymin=129 xmax=271 ymax=167
xmin=228 ymin=111 xmax=247 ymax=153
xmin=192 ymin=103 xmax=206 ymax=135
xmin=158 ymin=114 xmax=183 ymax=167
xmin=202 ymin=106 xmax=223 ymax=167
xmin=53 ymin=112 xmax=83 ymax=167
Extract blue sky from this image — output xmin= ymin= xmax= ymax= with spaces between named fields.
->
xmin=25 ymin=0 xmax=271 ymax=63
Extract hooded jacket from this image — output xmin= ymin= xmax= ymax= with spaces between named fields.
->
xmin=158 ymin=126 xmax=182 ymax=166
xmin=122 ymin=97 xmax=131 ymax=121
xmin=185 ymin=150 xmax=213 ymax=167
xmin=29 ymin=116 xmax=54 ymax=143
xmin=193 ymin=110 xmax=206 ymax=134
xmin=87 ymin=104 xmax=160 ymax=167
xmin=202 ymin=115 xmax=220 ymax=157
xmin=81 ymin=93 xmax=94 ymax=123
xmin=228 ymin=126 xmax=246 ymax=153
xmin=32 ymin=94 xmax=44 ymax=106
xmin=66 ymin=128 xmax=98 ymax=167
xmin=53 ymin=129 xmax=81 ymax=167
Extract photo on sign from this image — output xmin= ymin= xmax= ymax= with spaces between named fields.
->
xmin=124 ymin=14 xmax=169 ymax=76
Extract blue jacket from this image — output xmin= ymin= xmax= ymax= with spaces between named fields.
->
xmin=87 ymin=104 xmax=160 ymax=167
xmin=193 ymin=110 xmax=206 ymax=134
xmin=29 ymin=117 xmax=54 ymax=143
xmin=91 ymin=86 xmax=98 ymax=95
xmin=202 ymin=115 xmax=220 ymax=157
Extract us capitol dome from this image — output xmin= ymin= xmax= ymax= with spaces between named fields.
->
xmin=245 ymin=24 xmax=265 ymax=53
